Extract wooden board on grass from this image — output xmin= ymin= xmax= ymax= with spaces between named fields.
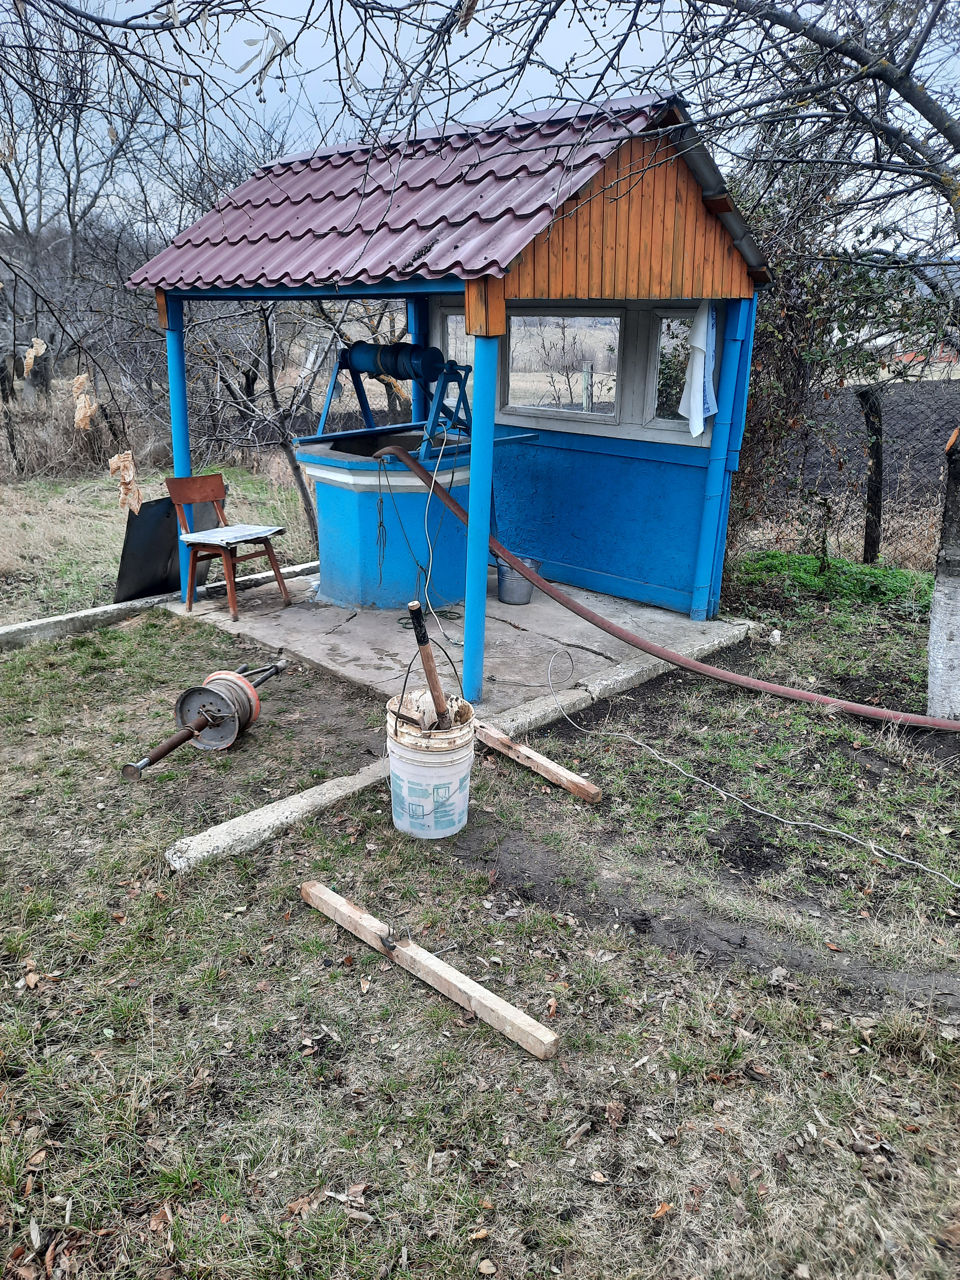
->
xmin=300 ymin=881 xmax=559 ymax=1060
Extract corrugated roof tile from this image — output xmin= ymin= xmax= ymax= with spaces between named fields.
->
xmin=129 ymin=95 xmax=672 ymax=292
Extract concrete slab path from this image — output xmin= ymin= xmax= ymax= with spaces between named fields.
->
xmin=166 ymin=571 xmax=753 ymax=721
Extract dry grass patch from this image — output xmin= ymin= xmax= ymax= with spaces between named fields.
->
xmin=0 ymin=469 xmax=316 ymax=625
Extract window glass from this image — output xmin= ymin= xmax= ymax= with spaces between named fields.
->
xmin=655 ymin=315 xmax=694 ymax=419
xmin=443 ymin=313 xmax=473 ymax=365
xmin=506 ymin=314 xmax=619 ymax=415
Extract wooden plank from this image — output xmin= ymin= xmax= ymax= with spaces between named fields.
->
xmin=464 ymin=277 xmax=484 ymax=334
xmin=155 ymin=288 xmax=168 ymax=330
xmin=670 ymin=156 xmax=687 ymax=299
xmin=534 ymin=225 xmax=550 ymax=298
xmin=657 ymin=148 xmax=678 ymax=299
xmin=588 ymin=176 xmax=604 ymax=297
xmin=300 ymin=881 xmax=560 ymax=1061
xmin=703 ymin=193 xmax=734 ymax=215
xmin=518 ymin=246 xmax=535 ymax=298
xmin=503 ymin=257 xmax=519 ymax=300
xmin=732 ymin=252 xmax=752 ymax=298
xmin=636 ymin=139 xmax=655 ymax=299
xmin=560 ymin=202 xmax=577 ymax=299
xmin=485 ymin=274 xmax=506 ymax=334
xmin=475 ymin=721 xmax=602 ymax=803
xmin=690 ymin=183 xmax=705 ymax=298
xmin=464 ymin=277 xmax=506 ymax=336
xmin=548 ymin=217 xmax=563 ymax=298
xmin=701 ymin=212 xmax=717 ymax=297
xmin=600 ymin=155 xmax=618 ymax=297
xmin=575 ymin=189 xmax=591 ymax=298
xmin=720 ymin=233 xmax=734 ymax=299
xmin=613 ymin=146 xmax=629 ymax=298
xmin=625 ymin=140 xmax=642 ymax=299
xmin=680 ymin=163 xmax=698 ymax=300
xmin=648 ymin=142 xmax=667 ymax=298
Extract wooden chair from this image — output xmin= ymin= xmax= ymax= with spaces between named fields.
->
xmin=164 ymin=473 xmax=292 ymax=621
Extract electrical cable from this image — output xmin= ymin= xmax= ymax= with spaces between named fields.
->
xmin=544 ymin=649 xmax=960 ymax=895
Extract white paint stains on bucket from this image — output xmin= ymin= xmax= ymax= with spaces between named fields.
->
xmin=385 ymin=693 xmax=475 ymax=839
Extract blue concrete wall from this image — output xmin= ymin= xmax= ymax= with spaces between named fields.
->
xmin=493 ymin=429 xmax=710 ymax=614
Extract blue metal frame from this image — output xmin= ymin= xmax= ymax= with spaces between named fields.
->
xmin=462 ymin=335 xmax=499 ymax=703
xmin=406 ymin=297 xmax=431 ymax=422
xmin=167 ymin=278 xmax=465 ymax=303
xmin=163 ymin=295 xmax=193 ymax=598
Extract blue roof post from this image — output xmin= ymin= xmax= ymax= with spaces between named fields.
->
xmin=463 ymin=334 xmax=498 ymax=703
xmin=708 ymin=292 xmax=758 ymax=617
xmin=406 ymin=297 xmax=430 ymax=423
xmin=690 ymin=298 xmax=751 ymax=621
xmin=160 ymin=291 xmax=193 ymax=599
xmin=461 ymin=275 xmax=506 ymax=704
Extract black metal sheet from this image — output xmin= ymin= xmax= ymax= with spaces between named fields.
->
xmin=113 ymin=496 xmax=220 ymax=602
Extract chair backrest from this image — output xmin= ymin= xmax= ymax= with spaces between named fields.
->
xmin=164 ymin=473 xmax=228 ymax=534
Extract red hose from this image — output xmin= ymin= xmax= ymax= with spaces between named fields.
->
xmin=375 ymin=445 xmax=960 ymax=734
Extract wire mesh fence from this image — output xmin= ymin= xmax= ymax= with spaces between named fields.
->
xmin=732 ymin=376 xmax=960 ymax=571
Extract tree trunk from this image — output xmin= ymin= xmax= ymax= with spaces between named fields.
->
xmin=281 ymin=435 xmax=319 ymax=548
xmin=927 ymin=434 xmax=960 ymax=719
xmin=859 ymin=384 xmax=883 ymax=564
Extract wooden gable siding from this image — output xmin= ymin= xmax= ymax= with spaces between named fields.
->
xmin=502 ymin=136 xmax=753 ymax=303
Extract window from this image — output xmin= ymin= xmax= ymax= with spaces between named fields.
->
xmin=654 ymin=314 xmax=695 ymax=420
xmin=505 ymin=314 xmax=620 ymax=416
xmin=443 ymin=312 xmax=473 ymax=366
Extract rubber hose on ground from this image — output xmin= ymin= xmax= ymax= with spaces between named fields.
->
xmin=374 ymin=445 xmax=960 ymax=734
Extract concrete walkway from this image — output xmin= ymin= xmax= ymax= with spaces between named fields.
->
xmin=166 ymin=571 xmax=753 ymax=724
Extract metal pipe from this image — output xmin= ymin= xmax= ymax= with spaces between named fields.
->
xmin=462 ymin=335 xmax=498 ymax=703
xmin=163 ymin=294 xmax=193 ymax=600
xmin=690 ymin=298 xmax=753 ymax=620
xmin=374 ymin=444 xmax=960 ymax=734
xmin=122 ymin=713 xmax=209 ymax=781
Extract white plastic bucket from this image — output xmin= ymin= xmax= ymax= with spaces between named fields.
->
xmin=386 ymin=694 xmax=475 ymax=839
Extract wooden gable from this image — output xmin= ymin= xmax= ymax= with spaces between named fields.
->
xmin=503 ymin=135 xmax=754 ymax=304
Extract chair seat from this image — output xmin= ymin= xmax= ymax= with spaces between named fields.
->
xmin=180 ymin=523 xmax=285 ymax=548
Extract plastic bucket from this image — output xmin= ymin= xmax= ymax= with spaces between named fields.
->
xmin=386 ymin=694 xmax=475 ymax=839
xmin=497 ymin=557 xmax=541 ymax=605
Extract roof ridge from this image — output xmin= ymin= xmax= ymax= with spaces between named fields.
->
xmin=263 ymin=92 xmax=671 ymax=172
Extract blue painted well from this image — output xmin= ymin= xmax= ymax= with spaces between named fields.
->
xmin=295 ymin=434 xmax=471 ymax=608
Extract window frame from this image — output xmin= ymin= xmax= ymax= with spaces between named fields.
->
xmin=430 ymin=299 xmax=721 ymax=448
xmin=498 ymin=305 xmax=627 ymax=426
xmin=644 ymin=306 xmax=700 ymax=427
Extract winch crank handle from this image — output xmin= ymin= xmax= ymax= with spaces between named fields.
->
xmin=121 ymin=712 xmax=210 ymax=781
xmin=250 ymin=658 xmax=288 ymax=689
xmin=407 ymin=600 xmax=452 ymax=730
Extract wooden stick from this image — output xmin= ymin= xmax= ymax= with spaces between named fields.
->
xmin=300 ymin=881 xmax=559 ymax=1060
xmin=407 ymin=600 xmax=451 ymax=729
xmin=475 ymin=721 xmax=602 ymax=803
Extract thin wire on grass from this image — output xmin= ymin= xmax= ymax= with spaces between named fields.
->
xmin=545 ymin=650 xmax=960 ymax=895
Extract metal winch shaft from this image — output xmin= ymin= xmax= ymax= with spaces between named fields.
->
xmin=122 ymin=660 xmax=286 ymax=781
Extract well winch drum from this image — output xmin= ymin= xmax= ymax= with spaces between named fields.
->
xmin=174 ymin=670 xmax=262 ymax=750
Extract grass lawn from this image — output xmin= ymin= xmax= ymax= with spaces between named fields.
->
xmin=2 ymin=553 xmax=960 ymax=1278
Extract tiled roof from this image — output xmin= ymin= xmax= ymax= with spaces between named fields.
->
xmin=129 ymin=95 xmax=675 ymax=292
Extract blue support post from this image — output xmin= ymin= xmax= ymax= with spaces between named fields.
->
xmin=163 ymin=294 xmax=193 ymax=599
xmin=689 ymin=297 xmax=755 ymax=620
xmin=708 ymin=294 xmax=758 ymax=616
xmin=406 ymin=296 xmax=430 ymax=422
xmin=462 ymin=335 xmax=498 ymax=703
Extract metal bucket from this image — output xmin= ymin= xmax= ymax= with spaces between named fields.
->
xmin=497 ymin=557 xmax=540 ymax=606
